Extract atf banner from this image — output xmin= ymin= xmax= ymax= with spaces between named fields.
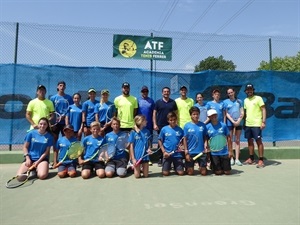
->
xmin=113 ymin=34 xmax=172 ymax=61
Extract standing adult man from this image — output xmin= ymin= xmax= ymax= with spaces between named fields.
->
xmin=243 ymin=84 xmax=266 ymax=168
xmin=175 ymin=86 xmax=194 ymax=128
xmin=153 ymin=87 xmax=177 ymax=166
xmin=26 ymin=84 xmax=55 ymax=131
xmin=137 ymin=85 xmax=155 ymax=165
xmin=114 ymin=82 xmax=138 ymax=132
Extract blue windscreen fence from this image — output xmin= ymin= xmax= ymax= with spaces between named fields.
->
xmin=0 ymin=64 xmax=299 ymax=144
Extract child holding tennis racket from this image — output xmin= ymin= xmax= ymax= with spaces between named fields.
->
xmin=129 ymin=115 xmax=151 ymax=178
xmin=54 ymin=125 xmax=79 ymax=178
xmin=103 ymin=117 xmax=129 ymax=178
xmin=78 ymin=121 xmax=105 ymax=179
xmin=183 ymin=106 xmax=208 ymax=176
xmin=17 ymin=117 xmax=54 ymax=180
xmin=206 ymin=109 xmax=232 ymax=175
xmin=158 ymin=112 xmax=185 ymax=176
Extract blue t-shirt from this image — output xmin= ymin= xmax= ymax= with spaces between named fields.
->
xmin=56 ymin=136 xmax=78 ymax=164
xmin=158 ymin=125 xmax=184 ymax=158
xmin=194 ymin=103 xmax=208 ymax=123
xmin=183 ymin=121 xmax=207 ymax=155
xmin=137 ymin=97 xmax=155 ymax=131
xmin=25 ymin=130 xmax=53 ymax=161
xmin=66 ymin=104 xmax=82 ymax=132
xmin=206 ymin=101 xmax=225 ymax=123
xmin=82 ymin=135 xmax=103 ymax=162
xmin=128 ymin=128 xmax=151 ymax=160
xmin=223 ymin=98 xmax=243 ymax=127
xmin=82 ymin=99 xmax=99 ymax=126
xmin=94 ymin=101 xmax=115 ymax=124
xmin=206 ymin=122 xmax=229 ymax=156
xmin=103 ymin=131 xmax=128 ymax=160
xmin=50 ymin=94 xmax=74 ymax=125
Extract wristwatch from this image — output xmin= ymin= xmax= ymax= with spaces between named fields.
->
xmin=23 ymin=153 xmax=30 ymax=157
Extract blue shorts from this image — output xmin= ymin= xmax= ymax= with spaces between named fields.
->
xmin=105 ymin=158 xmax=127 ymax=176
xmin=58 ymin=163 xmax=76 ymax=173
xmin=162 ymin=157 xmax=184 ymax=172
xmin=185 ymin=153 xmax=207 ymax=168
xmin=244 ymin=126 xmax=262 ymax=140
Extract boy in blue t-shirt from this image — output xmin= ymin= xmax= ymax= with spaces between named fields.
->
xmin=158 ymin=112 xmax=184 ymax=176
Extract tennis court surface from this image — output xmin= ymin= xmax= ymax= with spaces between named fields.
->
xmin=1 ymin=160 xmax=299 ymax=225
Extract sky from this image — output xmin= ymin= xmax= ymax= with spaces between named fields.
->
xmin=0 ymin=0 xmax=299 ymax=71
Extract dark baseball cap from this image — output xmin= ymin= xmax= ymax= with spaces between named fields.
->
xmin=245 ymin=83 xmax=255 ymax=91
xmin=122 ymin=82 xmax=130 ymax=88
xmin=37 ymin=84 xmax=46 ymax=91
xmin=101 ymin=89 xmax=109 ymax=95
xmin=141 ymin=86 xmax=149 ymax=92
xmin=63 ymin=124 xmax=74 ymax=131
xmin=180 ymin=86 xmax=187 ymax=90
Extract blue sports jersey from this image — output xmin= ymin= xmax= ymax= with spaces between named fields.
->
xmin=183 ymin=121 xmax=207 ymax=155
xmin=103 ymin=131 xmax=127 ymax=160
xmin=206 ymin=101 xmax=225 ymax=123
xmin=56 ymin=136 xmax=78 ymax=164
xmin=206 ymin=122 xmax=229 ymax=156
xmin=94 ymin=101 xmax=115 ymax=124
xmin=82 ymin=99 xmax=99 ymax=126
xmin=66 ymin=104 xmax=82 ymax=132
xmin=158 ymin=125 xmax=184 ymax=158
xmin=194 ymin=103 xmax=208 ymax=123
xmin=24 ymin=130 xmax=53 ymax=161
xmin=223 ymin=98 xmax=243 ymax=127
xmin=50 ymin=94 xmax=74 ymax=125
xmin=82 ymin=135 xmax=103 ymax=162
xmin=137 ymin=97 xmax=155 ymax=131
xmin=128 ymin=128 xmax=151 ymax=161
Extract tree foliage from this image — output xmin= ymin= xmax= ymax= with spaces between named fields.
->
xmin=194 ymin=55 xmax=236 ymax=72
xmin=257 ymin=51 xmax=300 ymax=72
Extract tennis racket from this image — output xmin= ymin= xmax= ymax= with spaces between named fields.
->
xmin=134 ymin=134 xmax=158 ymax=167
xmin=230 ymin=102 xmax=241 ymax=141
xmin=6 ymin=165 xmax=36 ymax=189
xmin=52 ymin=99 xmax=69 ymax=126
xmin=115 ymin=131 xmax=130 ymax=154
xmin=53 ymin=141 xmax=84 ymax=168
xmin=168 ymin=136 xmax=185 ymax=155
xmin=105 ymin=104 xmax=115 ymax=124
xmin=49 ymin=112 xmax=62 ymax=127
xmin=98 ymin=143 xmax=117 ymax=164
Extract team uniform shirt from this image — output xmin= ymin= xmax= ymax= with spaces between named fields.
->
xmin=206 ymin=122 xmax=229 ymax=156
xmin=194 ymin=103 xmax=208 ymax=123
xmin=82 ymin=99 xmax=99 ymax=126
xmin=154 ymin=98 xmax=178 ymax=129
xmin=223 ymin=98 xmax=243 ymax=127
xmin=66 ymin=104 xmax=82 ymax=132
xmin=94 ymin=101 xmax=115 ymax=125
xmin=24 ymin=130 xmax=53 ymax=161
xmin=128 ymin=128 xmax=151 ymax=161
xmin=56 ymin=136 xmax=78 ymax=165
xmin=102 ymin=131 xmax=128 ymax=160
xmin=26 ymin=98 xmax=55 ymax=130
xmin=82 ymin=135 xmax=104 ymax=162
xmin=206 ymin=101 xmax=225 ymax=123
xmin=244 ymin=95 xmax=265 ymax=127
xmin=137 ymin=97 xmax=155 ymax=131
xmin=175 ymin=97 xmax=194 ymax=128
xmin=158 ymin=125 xmax=184 ymax=158
xmin=114 ymin=95 xmax=138 ymax=128
xmin=183 ymin=121 xmax=207 ymax=155
xmin=50 ymin=94 xmax=74 ymax=125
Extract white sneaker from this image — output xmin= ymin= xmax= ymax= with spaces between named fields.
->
xmin=230 ymin=158 xmax=235 ymax=166
xmin=235 ymin=159 xmax=242 ymax=166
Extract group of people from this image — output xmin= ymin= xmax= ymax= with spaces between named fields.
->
xmin=16 ymin=80 xmax=266 ymax=180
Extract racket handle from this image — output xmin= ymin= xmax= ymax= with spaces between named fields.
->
xmin=192 ymin=152 xmax=203 ymax=161
xmin=52 ymin=162 xmax=61 ymax=169
xmin=134 ymin=159 xmax=142 ymax=167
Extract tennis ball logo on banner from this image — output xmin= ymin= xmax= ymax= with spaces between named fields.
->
xmin=119 ymin=39 xmax=137 ymax=58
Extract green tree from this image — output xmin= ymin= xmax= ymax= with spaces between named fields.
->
xmin=257 ymin=51 xmax=300 ymax=72
xmin=194 ymin=55 xmax=236 ymax=72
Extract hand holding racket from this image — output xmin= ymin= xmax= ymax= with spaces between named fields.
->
xmin=53 ymin=141 xmax=84 ymax=169
xmin=165 ymin=137 xmax=185 ymax=158
xmin=6 ymin=164 xmax=36 ymax=189
xmin=51 ymin=99 xmax=69 ymax=127
xmin=183 ymin=133 xmax=198 ymax=162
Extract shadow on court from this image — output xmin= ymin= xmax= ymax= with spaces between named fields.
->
xmin=1 ymin=160 xmax=299 ymax=225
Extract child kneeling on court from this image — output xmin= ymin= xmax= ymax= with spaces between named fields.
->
xmin=158 ymin=112 xmax=185 ymax=176
xmin=78 ymin=121 xmax=105 ymax=179
xmin=129 ymin=115 xmax=151 ymax=178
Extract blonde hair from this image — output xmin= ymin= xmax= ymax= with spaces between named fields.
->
xmin=134 ymin=115 xmax=146 ymax=128
xmin=90 ymin=121 xmax=101 ymax=128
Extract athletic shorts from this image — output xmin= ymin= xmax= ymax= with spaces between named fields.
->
xmin=211 ymin=155 xmax=231 ymax=172
xmin=105 ymin=158 xmax=127 ymax=176
xmin=162 ymin=157 xmax=184 ymax=172
xmin=82 ymin=161 xmax=105 ymax=171
xmin=58 ymin=162 xmax=76 ymax=173
xmin=228 ymin=126 xmax=242 ymax=131
xmin=244 ymin=126 xmax=262 ymax=140
xmin=185 ymin=153 xmax=207 ymax=168
xmin=52 ymin=123 xmax=65 ymax=136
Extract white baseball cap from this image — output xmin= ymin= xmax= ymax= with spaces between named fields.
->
xmin=207 ymin=109 xmax=218 ymax=117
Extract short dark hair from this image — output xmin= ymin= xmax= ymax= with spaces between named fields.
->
xmin=189 ymin=106 xmax=200 ymax=115
xmin=167 ymin=111 xmax=177 ymax=120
